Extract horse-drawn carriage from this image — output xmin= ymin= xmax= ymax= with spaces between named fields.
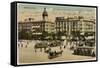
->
xmin=34 ymin=40 xmax=63 ymax=59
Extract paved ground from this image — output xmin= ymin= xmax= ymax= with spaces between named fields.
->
xmin=17 ymin=40 xmax=96 ymax=65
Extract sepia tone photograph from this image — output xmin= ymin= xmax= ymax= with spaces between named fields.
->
xmin=17 ymin=2 xmax=97 ymax=65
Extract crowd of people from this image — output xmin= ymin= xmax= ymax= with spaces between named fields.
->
xmin=17 ymin=40 xmax=70 ymax=59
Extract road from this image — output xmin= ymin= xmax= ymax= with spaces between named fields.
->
xmin=17 ymin=40 xmax=96 ymax=65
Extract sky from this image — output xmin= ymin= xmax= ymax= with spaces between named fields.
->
xmin=17 ymin=3 xmax=96 ymax=22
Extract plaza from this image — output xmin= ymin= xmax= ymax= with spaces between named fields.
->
xmin=17 ymin=40 xmax=96 ymax=64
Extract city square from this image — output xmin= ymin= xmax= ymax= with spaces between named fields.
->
xmin=17 ymin=40 xmax=96 ymax=64
xmin=17 ymin=3 xmax=96 ymax=64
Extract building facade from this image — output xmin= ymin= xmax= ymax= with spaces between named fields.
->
xmin=18 ymin=8 xmax=95 ymax=40
xmin=81 ymin=19 xmax=95 ymax=34
xmin=55 ymin=16 xmax=95 ymax=37
xmin=42 ymin=8 xmax=55 ymax=33
xmin=18 ymin=21 xmax=33 ymax=32
xmin=55 ymin=16 xmax=82 ymax=36
xmin=18 ymin=8 xmax=55 ymax=39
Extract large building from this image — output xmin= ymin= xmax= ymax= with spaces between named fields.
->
xmin=55 ymin=17 xmax=67 ymax=33
xmin=55 ymin=16 xmax=95 ymax=37
xmin=31 ymin=21 xmax=45 ymax=39
xmin=18 ymin=8 xmax=95 ymax=40
xmin=55 ymin=16 xmax=82 ymax=36
xmin=81 ymin=19 xmax=95 ymax=33
xmin=42 ymin=8 xmax=55 ymax=33
xmin=18 ymin=21 xmax=33 ymax=32
xmin=18 ymin=8 xmax=55 ymax=39
xmin=44 ymin=21 xmax=55 ymax=33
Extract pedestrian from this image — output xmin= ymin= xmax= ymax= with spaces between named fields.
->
xmin=18 ymin=43 xmax=20 ymax=47
xmin=44 ymin=47 xmax=46 ymax=51
xmin=25 ymin=45 xmax=27 ymax=48
xmin=40 ymin=48 xmax=42 ymax=52
xmin=27 ymin=41 xmax=28 ymax=45
xmin=54 ymin=51 xmax=56 ymax=55
xmin=49 ymin=47 xmax=51 ymax=51
xmin=21 ymin=43 xmax=23 ymax=47
xmin=35 ymin=49 xmax=37 ymax=53
xmin=64 ymin=45 xmax=66 ymax=49
xmin=60 ymin=46 xmax=62 ymax=50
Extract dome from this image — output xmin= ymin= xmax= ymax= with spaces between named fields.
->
xmin=42 ymin=8 xmax=48 ymax=16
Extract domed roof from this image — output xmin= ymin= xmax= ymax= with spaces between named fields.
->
xmin=42 ymin=8 xmax=48 ymax=16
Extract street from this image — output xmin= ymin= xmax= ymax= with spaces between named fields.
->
xmin=17 ymin=40 xmax=96 ymax=65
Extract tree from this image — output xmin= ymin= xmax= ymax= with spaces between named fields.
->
xmin=41 ymin=31 xmax=48 ymax=40
xmin=18 ymin=29 xmax=33 ymax=40
xmin=56 ymin=31 xmax=63 ymax=40
xmin=18 ymin=29 xmax=27 ymax=39
xmin=48 ymin=32 xmax=56 ymax=40
xmin=27 ymin=31 xmax=33 ymax=40
xmin=51 ymin=32 xmax=56 ymax=40
xmin=71 ymin=31 xmax=80 ymax=37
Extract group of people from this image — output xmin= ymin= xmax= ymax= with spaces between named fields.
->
xmin=18 ymin=40 xmax=29 ymax=48
xmin=34 ymin=41 xmax=66 ymax=52
xmin=18 ymin=40 xmax=73 ymax=56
